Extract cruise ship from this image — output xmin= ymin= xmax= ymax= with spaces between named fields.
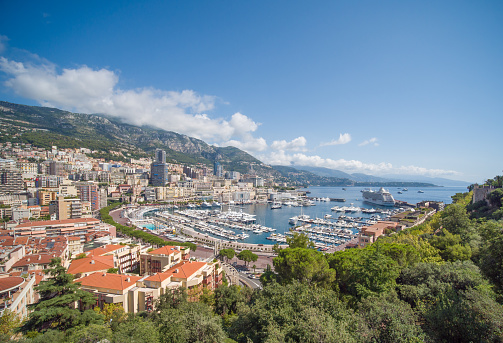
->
xmin=361 ymin=188 xmax=395 ymax=206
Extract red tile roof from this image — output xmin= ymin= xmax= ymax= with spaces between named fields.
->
xmin=0 ymin=276 xmax=25 ymax=292
xmin=86 ymin=244 xmax=126 ymax=256
xmin=67 ymin=255 xmax=114 ymax=275
xmin=76 ymin=272 xmax=141 ymax=291
xmin=149 ymin=245 xmax=180 ymax=256
xmin=11 ymin=254 xmax=57 ymax=268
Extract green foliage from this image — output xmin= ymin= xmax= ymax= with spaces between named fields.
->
xmin=20 ymin=258 xmax=104 ymax=333
xmin=229 ymin=281 xmax=362 ymax=343
xmin=219 ymin=248 xmax=235 ymax=263
xmin=440 ymin=203 xmax=472 ymax=236
xmin=112 ymin=315 xmax=160 ymax=343
xmin=213 ymin=285 xmax=252 ymax=316
xmin=0 ymin=310 xmax=21 ymax=337
xmin=66 ymin=323 xmax=112 ymax=343
xmin=285 ymin=229 xmax=315 ymax=249
xmin=106 ymin=268 xmax=119 ymax=274
xmin=358 ymin=292 xmax=425 ymax=343
xmin=429 ymin=229 xmax=472 ymax=262
xmin=155 ymin=300 xmax=227 ymax=343
xmin=236 ymin=250 xmax=257 ymax=266
xmin=274 ymin=247 xmax=336 ymax=288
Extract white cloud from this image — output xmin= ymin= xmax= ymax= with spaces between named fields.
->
xmin=224 ymin=134 xmax=268 ymax=152
xmin=0 ymin=57 xmax=262 ymax=143
xmin=259 ymin=151 xmax=458 ymax=177
xmin=270 ymin=136 xmax=307 ymax=151
xmin=320 ymin=133 xmax=351 ymax=146
xmin=0 ymin=35 xmax=8 ymax=54
xmin=359 ymin=137 xmax=379 ymax=147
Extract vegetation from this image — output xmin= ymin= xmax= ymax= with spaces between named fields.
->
xmin=5 ymin=175 xmax=503 ymax=342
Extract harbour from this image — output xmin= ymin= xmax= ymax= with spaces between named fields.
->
xmin=131 ymin=186 xmax=466 ymax=249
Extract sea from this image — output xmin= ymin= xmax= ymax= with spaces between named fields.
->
xmin=146 ymin=186 xmax=468 ymax=246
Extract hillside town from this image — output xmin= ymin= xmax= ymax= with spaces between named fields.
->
xmin=0 ymin=142 xmax=279 ymax=320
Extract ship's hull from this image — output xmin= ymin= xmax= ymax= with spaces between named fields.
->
xmin=362 ymin=188 xmax=395 ymax=207
xmin=362 ymin=198 xmax=395 ymax=207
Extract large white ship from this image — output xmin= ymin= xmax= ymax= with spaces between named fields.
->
xmin=361 ymin=188 xmax=395 ymax=206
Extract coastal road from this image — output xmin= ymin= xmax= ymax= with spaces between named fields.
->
xmin=238 ymin=271 xmax=262 ymax=289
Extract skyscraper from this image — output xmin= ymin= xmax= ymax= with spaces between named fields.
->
xmin=155 ymin=149 xmax=166 ymax=163
xmin=151 ymin=149 xmax=168 ymax=186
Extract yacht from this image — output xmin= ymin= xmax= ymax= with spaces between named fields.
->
xmin=271 ymin=202 xmax=282 ymax=209
xmin=361 ymin=188 xmax=395 ymax=207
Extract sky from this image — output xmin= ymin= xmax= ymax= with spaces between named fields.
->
xmin=0 ymin=1 xmax=502 ymax=183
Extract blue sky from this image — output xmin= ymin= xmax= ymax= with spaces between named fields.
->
xmin=0 ymin=1 xmax=502 ymax=183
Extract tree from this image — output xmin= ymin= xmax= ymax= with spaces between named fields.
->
xmin=213 ymin=285 xmax=252 ymax=316
xmin=440 ymin=203 xmax=471 ymax=236
xmin=219 ymin=248 xmax=235 ymax=263
xmin=229 ymin=282 xmax=362 ymax=343
xmin=20 ymin=258 xmax=104 ymax=333
xmin=286 ymin=230 xmax=314 ymax=249
xmin=429 ymin=229 xmax=472 ymax=262
xmin=156 ymin=301 xmax=228 ymax=343
xmin=358 ymin=292 xmax=425 ymax=343
xmin=65 ymin=323 xmax=112 ymax=343
xmin=93 ymin=303 xmax=126 ymax=329
xmin=273 ymin=247 xmax=336 ymax=288
xmin=236 ymin=250 xmax=257 ymax=267
xmin=0 ymin=310 xmax=21 ymax=339
xmin=112 ymin=315 xmax=160 ymax=343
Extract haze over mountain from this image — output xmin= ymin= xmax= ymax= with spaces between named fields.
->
xmin=293 ymin=166 xmax=470 ymax=187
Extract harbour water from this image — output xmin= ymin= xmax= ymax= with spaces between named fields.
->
xmin=147 ymin=186 xmax=468 ymax=246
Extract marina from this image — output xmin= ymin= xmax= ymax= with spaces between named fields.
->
xmin=129 ymin=186 xmax=465 ymax=249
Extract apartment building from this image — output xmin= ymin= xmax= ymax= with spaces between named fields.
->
xmin=139 ymin=245 xmax=190 ymax=275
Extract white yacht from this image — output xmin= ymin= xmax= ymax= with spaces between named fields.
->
xmin=362 ymin=188 xmax=395 ymax=207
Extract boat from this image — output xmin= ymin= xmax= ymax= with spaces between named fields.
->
xmin=289 ymin=216 xmax=298 ymax=225
xmin=402 ymin=188 xmax=408 ymax=191
xmin=271 ymin=202 xmax=282 ymax=209
xmin=361 ymin=188 xmax=395 ymax=207
xmin=418 ymin=190 xmax=424 ymax=193
xmin=397 ymin=191 xmax=403 ymax=194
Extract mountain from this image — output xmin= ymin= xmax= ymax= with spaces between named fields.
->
xmin=294 ymin=166 xmax=389 ymax=182
xmin=381 ymin=174 xmax=472 ymax=187
xmin=0 ymin=101 xmax=277 ymax=176
xmin=293 ymin=165 xmax=469 ymax=187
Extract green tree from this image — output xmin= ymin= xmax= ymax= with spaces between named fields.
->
xmin=358 ymin=292 xmax=425 ymax=343
xmin=440 ymin=203 xmax=471 ymax=236
xmin=286 ymin=230 xmax=314 ymax=249
xmin=236 ymin=250 xmax=257 ymax=267
xmin=20 ymin=258 xmax=104 ymax=333
xmin=112 ymin=315 xmax=160 ymax=343
xmin=0 ymin=310 xmax=21 ymax=339
xmin=219 ymin=248 xmax=235 ymax=263
xmin=429 ymin=229 xmax=472 ymax=262
xmin=156 ymin=301 xmax=227 ymax=343
xmin=229 ymin=281 xmax=362 ymax=343
xmin=66 ymin=323 xmax=112 ymax=343
xmin=273 ymin=247 xmax=336 ymax=288
xmin=213 ymin=285 xmax=252 ymax=316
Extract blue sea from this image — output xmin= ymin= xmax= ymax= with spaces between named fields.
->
xmin=150 ymin=186 xmax=468 ymax=245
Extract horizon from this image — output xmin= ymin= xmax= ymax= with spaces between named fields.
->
xmin=1 ymin=1 xmax=502 ymax=183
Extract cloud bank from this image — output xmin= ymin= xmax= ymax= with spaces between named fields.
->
xmin=259 ymin=150 xmax=458 ymax=177
xmin=0 ymin=47 xmax=459 ymax=178
xmin=0 ymin=57 xmax=261 ymax=143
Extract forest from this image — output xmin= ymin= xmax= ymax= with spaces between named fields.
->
xmin=1 ymin=176 xmax=503 ymax=342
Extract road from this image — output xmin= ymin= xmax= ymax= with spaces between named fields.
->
xmin=238 ymin=271 xmax=262 ymax=289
